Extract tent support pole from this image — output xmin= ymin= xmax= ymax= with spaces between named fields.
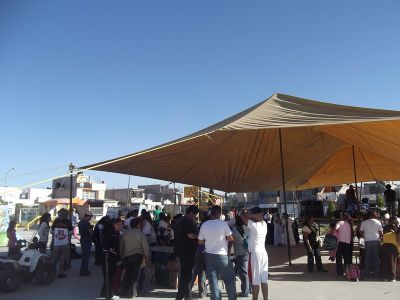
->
xmin=69 ymin=163 xmax=74 ymax=220
xmin=279 ymin=128 xmax=292 ymax=266
xmin=352 ymin=146 xmax=360 ymax=214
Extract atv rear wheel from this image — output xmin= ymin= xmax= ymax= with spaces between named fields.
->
xmin=35 ymin=261 xmax=56 ymax=285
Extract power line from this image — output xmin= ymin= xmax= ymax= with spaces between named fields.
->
xmin=0 ymin=165 xmax=68 ymax=181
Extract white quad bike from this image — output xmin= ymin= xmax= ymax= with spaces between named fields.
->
xmin=0 ymin=240 xmax=56 ymax=292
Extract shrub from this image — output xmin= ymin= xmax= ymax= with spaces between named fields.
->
xmin=327 ymin=201 xmax=336 ymax=217
xmin=376 ymin=194 xmax=385 ymax=208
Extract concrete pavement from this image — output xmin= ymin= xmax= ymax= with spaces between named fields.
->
xmin=1 ymin=230 xmax=399 ymax=299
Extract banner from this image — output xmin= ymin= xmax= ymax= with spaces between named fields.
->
xmin=0 ymin=205 xmax=10 ymax=246
xmin=184 ymin=186 xmax=199 ymax=198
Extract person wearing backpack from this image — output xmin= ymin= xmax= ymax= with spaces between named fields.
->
xmin=335 ymin=213 xmax=354 ymax=277
xmin=302 ymin=215 xmax=327 ymax=273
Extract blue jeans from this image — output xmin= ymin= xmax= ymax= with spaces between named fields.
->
xmin=348 ymin=202 xmax=356 ymax=216
xmin=204 ymin=253 xmax=236 ymax=300
xmin=364 ymin=240 xmax=380 ymax=278
xmin=235 ymin=255 xmax=250 ymax=296
xmin=80 ymin=241 xmax=92 ymax=273
xmin=191 ymin=252 xmax=207 ymax=298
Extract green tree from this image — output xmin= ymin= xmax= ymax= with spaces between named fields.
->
xmin=376 ymin=194 xmax=385 ymax=208
xmin=327 ymin=201 xmax=336 ymax=217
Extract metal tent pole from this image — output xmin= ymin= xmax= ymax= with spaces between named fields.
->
xmin=279 ymin=128 xmax=292 ymax=266
xmin=352 ymin=146 xmax=360 ymax=214
xmin=69 ymin=163 xmax=74 ymax=220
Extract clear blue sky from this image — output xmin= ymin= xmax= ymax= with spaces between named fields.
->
xmin=1 ymin=0 xmax=400 ymax=190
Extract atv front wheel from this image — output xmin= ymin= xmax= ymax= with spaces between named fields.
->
xmin=0 ymin=269 xmax=21 ymax=293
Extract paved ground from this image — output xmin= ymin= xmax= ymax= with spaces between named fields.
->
xmin=1 ymin=230 xmax=400 ymax=299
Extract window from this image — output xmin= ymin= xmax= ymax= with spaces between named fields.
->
xmin=82 ymin=190 xmax=96 ymax=200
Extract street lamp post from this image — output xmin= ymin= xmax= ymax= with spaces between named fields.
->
xmin=4 ymin=167 xmax=17 ymax=213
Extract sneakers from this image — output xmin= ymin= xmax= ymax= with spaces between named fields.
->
xmin=80 ymin=271 xmax=92 ymax=276
xmin=57 ymin=273 xmax=67 ymax=279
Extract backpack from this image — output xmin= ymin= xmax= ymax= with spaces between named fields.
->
xmin=323 ymin=233 xmax=338 ymax=250
xmin=346 ymin=256 xmax=361 ymax=281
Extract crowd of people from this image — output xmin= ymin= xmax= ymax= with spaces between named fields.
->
xmin=5 ymin=200 xmax=400 ymax=300
xmin=302 ymin=210 xmax=400 ymax=281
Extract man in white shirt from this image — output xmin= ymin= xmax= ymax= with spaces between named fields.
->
xmin=247 ymin=207 xmax=269 ymax=300
xmin=360 ymin=210 xmax=383 ymax=278
xmin=198 ymin=206 xmax=236 ymax=300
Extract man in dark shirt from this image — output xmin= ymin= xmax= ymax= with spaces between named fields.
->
xmin=78 ymin=211 xmax=94 ymax=276
xmin=384 ymin=184 xmax=397 ymax=217
xmin=345 ymin=185 xmax=358 ymax=216
xmin=174 ymin=205 xmax=200 ymax=300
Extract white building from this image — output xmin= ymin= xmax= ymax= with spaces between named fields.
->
xmin=19 ymin=188 xmax=52 ymax=206
xmin=0 ymin=186 xmax=22 ymax=207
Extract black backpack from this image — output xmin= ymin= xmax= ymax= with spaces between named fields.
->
xmin=323 ymin=233 xmax=338 ymax=250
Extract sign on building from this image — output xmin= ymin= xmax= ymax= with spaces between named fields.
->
xmin=76 ymin=174 xmax=88 ymax=184
xmin=184 ymin=186 xmax=199 ymax=198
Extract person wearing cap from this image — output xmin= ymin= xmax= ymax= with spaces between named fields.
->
xmin=198 ymin=205 xmax=236 ymax=300
xmin=120 ymin=217 xmax=150 ymax=298
xmin=78 ymin=210 xmax=94 ymax=276
xmin=51 ymin=208 xmax=74 ymax=278
xmin=246 ymin=207 xmax=269 ymax=300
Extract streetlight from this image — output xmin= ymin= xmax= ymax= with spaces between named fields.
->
xmin=4 ymin=167 xmax=17 ymax=208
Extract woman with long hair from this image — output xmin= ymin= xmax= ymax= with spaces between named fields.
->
xmin=302 ymin=216 xmax=327 ymax=273
xmin=38 ymin=212 xmax=51 ymax=254
xmin=7 ymin=220 xmax=19 ymax=257
xmin=335 ymin=212 xmax=354 ymax=276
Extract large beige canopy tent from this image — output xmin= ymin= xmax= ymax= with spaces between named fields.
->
xmin=83 ymin=93 xmax=400 ymax=192
xmin=83 ymin=93 xmax=400 ymax=265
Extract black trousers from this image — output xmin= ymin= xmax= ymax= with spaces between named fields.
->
xmin=190 ymin=252 xmax=206 ymax=298
xmin=120 ymin=254 xmax=143 ymax=298
xmin=380 ymin=243 xmax=398 ymax=281
xmin=176 ymin=254 xmax=195 ymax=300
xmin=306 ymin=246 xmax=323 ymax=272
xmin=101 ymin=253 xmax=118 ymax=299
xmin=95 ymin=242 xmax=103 ymax=265
xmin=387 ymin=202 xmax=396 ymax=217
xmin=336 ymin=242 xmax=352 ymax=276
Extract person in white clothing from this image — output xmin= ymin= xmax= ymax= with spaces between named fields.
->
xmin=124 ymin=209 xmax=139 ymax=230
xmin=246 ymin=207 xmax=269 ymax=300
xmin=281 ymin=213 xmax=296 ymax=247
xmin=360 ymin=210 xmax=383 ymax=278
xmin=198 ymin=205 xmax=236 ymax=300
xmin=273 ymin=214 xmax=282 ymax=246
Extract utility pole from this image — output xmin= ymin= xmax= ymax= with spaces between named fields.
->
xmin=69 ymin=163 xmax=75 ymax=220
xmin=173 ymin=182 xmax=176 ymax=215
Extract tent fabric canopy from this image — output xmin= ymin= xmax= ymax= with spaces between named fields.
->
xmin=83 ymin=93 xmax=400 ymax=192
